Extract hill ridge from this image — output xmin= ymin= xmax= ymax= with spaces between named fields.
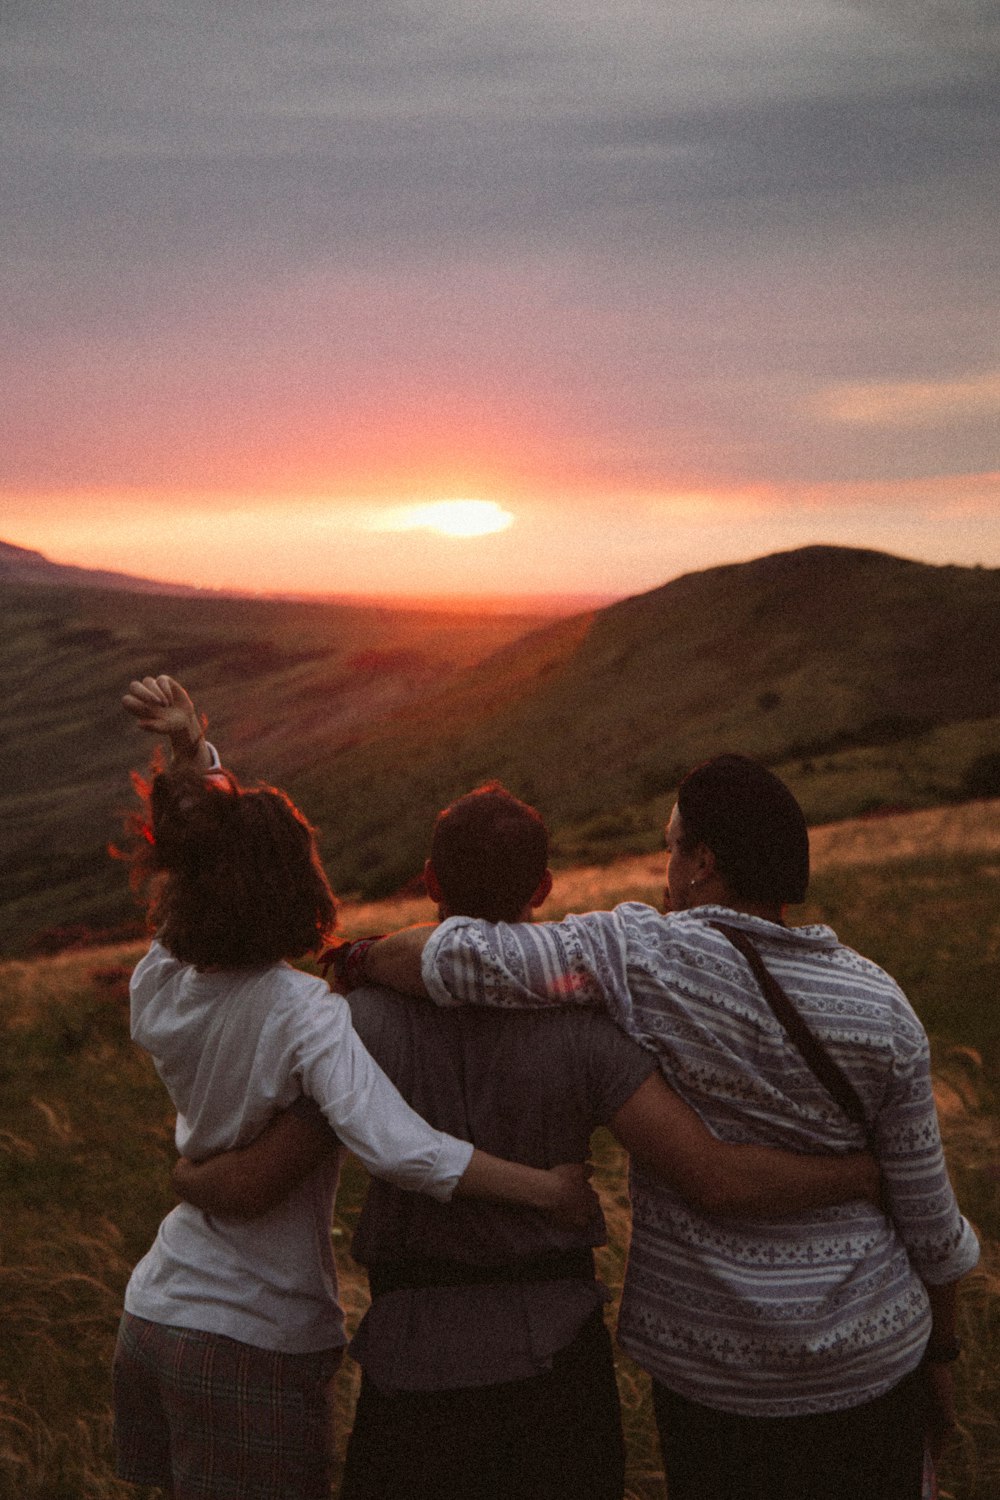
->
xmin=3 ymin=542 xmax=1000 ymax=952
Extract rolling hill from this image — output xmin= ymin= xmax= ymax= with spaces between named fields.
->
xmin=3 ymin=543 xmax=999 ymax=953
xmin=291 ymin=545 xmax=1000 ymax=895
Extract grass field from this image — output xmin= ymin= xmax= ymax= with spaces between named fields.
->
xmin=1 ymin=803 xmax=998 ymax=1498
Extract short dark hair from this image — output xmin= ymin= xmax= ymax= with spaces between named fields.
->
xmin=430 ymin=782 xmax=548 ymax=922
xmin=676 ymin=754 xmax=809 ymax=905
xmin=127 ymin=765 xmax=338 ymax=968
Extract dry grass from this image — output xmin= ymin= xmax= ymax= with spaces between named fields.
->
xmin=3 ymin=801 xmax=1000 ymax=1498
xmin=808 ymin=798 xmax=1000 ymax=869
xmin=546 ymin=797 xmax=1000 ymax=920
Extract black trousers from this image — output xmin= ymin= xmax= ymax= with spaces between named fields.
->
xmin=651 ymin=1366 xmax=927 ymax=1500
xmin=339 ymin=1307 xmax=625 ymax=1500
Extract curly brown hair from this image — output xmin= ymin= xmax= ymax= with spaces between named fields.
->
xmin=126 ymin=764 xmax=338 ymax=968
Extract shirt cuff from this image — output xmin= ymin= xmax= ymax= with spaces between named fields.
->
xmin=426 ymin=1136 xmax=475 ymax=1201
xmin=912 ymin=1218 xmax=981 ymax=1285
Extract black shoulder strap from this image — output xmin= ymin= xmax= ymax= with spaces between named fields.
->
xmin=711 ymin=922 xmax=874 ymax=1147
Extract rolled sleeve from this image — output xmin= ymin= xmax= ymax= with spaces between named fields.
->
xmin=876 ymin=1026 xmax=980 ymax=1284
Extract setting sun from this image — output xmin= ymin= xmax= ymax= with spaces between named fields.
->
xmin=371 ymin=500 xmax=515 ymax=538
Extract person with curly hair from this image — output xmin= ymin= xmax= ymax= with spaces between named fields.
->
xmin=111 ymin=677 xmax=597 ymax=1500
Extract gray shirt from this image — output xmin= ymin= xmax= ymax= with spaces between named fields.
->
xmin=346 ymin=986 xmax=656 ymax=1390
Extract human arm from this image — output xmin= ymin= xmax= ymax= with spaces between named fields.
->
xmin=871 ymin=1016 xmax=979 ymax=1284
xmin=179 ymin=982 xmax=598 ymax=1228
xmin=420 ymin=911 xmax=631 ymax=1012
xmin=611 ymin=1071 xmax=880 ymax=1218
xmin=172 ymin=1093 xmax=596 ymax=1230
xmin=451 ymin=1157 xmax=595 ymax=1225
xmin=173 ymin=1102 xmax=340 ymax=1218
xmin=357 ymin=910 xmax=628 ymax=1013
xmin=173 ymin=1133 xmax=594 ymax=1231
xmin=122 ymin=674 xmax=215 ymax=773
xmin=353 ymin=927 xmax=435 ymax=997
xmin=866 ymin=1010 xmax=977 ymax=1459
xmin=921 ymin=1279 xmax=962 ymax=1461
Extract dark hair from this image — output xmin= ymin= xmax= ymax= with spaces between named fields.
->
xmin=430 ymin=781 xmax=548 ymax=922
xmin=126 ymin=765 xmax=338 ymax=968
xmin=676 ymin=754 xmax=809 ymax=905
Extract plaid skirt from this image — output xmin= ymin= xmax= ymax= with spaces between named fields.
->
xmin=113 ymin=1312 xmax=342 ymax=1500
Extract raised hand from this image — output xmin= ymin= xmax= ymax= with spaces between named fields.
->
xmin=122 ymin=675 xmax=206 ymax=761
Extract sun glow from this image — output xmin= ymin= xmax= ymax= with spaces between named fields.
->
xmin=369 ymin=499 xmax=515 ymax=538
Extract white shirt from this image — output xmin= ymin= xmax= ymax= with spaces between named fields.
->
xmin=124 ymin=940 xmax=473 ymax=1353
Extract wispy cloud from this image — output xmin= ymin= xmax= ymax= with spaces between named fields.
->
xmin=814 ymin=374 xmax=1000 ymax=426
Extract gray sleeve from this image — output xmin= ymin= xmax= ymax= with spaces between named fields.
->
xmin=586 ymin=1015 xmax=658 ymax=1125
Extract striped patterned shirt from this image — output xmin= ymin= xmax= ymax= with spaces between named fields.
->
xmin=422 ymin=903 xmax=979 ymax=1416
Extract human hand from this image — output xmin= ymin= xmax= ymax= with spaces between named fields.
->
xmin=319 ymin=936 xmax=387 ymax=992
xmin=123 ymin=675 xmax=205 ymax=759
xmin=172 ymin=1156 xmax=197 ymax=1198
xmin=541 ymin=1161 xmax=600 ymax=1231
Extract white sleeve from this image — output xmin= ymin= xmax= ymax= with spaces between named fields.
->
xmin=284 ymin=981 xmax=473 ymax=1201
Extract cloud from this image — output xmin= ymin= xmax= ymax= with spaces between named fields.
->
xmin=842 ymin=0 xmax=1000 ymax=55
xmin=3 ymin=2 xmax=998 ymax=531
xmin=814 ymin=373 xmax=1000 ymax=426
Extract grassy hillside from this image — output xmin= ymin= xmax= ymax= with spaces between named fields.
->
xmin=4 ymin=544 xmax=1000 ymax=953
xmin=293 ymin=546 xmax=1000 ymax=897
xmin=1 ymin=813 xmax=997 ymax=1499
xmin=0 ymin=584 xmax=549 ymax=956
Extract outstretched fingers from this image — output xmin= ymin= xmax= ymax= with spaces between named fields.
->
xmin=122 ymin=675 xmax=200 ymax=740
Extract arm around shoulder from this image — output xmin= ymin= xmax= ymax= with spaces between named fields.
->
xmin=357 ymin=926 xmax=436 ymax=997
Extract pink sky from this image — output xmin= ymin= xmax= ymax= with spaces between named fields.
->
xmin=4 ymin=471 xmax=997 ymax=602
xmin=4 ymin=3 xmax=998 ymax=601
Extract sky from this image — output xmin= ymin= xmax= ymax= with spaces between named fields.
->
xmin=3 ymin=0 xmax=998 ymax=603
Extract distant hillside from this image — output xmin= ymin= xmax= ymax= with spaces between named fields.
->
xmin=0 ymin=538 xmax=609 ymax=615
xmin=3 ymin=544 xmax=999 ymax=954
xmin=0 ymin=539 xmax=208 ymax=596
xmin=0 ymin=582 xmax=551 ymax=955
